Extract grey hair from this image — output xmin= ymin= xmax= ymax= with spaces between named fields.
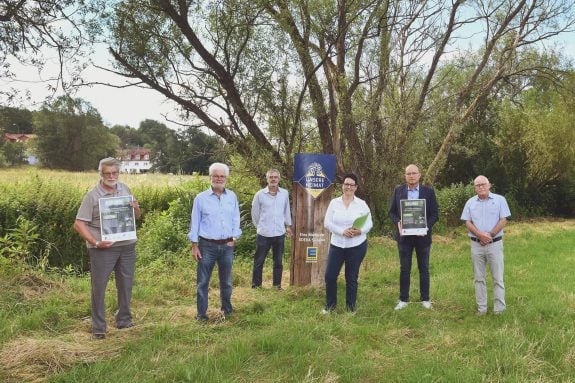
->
xmin=209 ymin=162 xmax=230 ymax=176
xmin=266 ymin=168 xmax=281 ymax=178
xmin=98 ymin=157 xmax=121 ymax=172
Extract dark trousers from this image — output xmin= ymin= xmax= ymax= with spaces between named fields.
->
xmin=252 ymin=234 xmax=285 ymax=287
xmin=398 ymin=240 xmax=430 ymax=302
xmin=89 ymin=244 xmax=136 ymax=334
xmin=324 ymin=241 xmax=367 ymax=311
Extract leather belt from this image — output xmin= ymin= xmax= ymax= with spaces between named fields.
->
xmin=199 ymin=236 xmax=233 ymax=244
xmin=470 ymin=236 xmax=502 ymax=243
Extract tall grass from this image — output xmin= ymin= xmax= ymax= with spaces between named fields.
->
xmin=1 ymin=219 xmax=574 ymax=382
xmin=0 ymin=169 xmax=259 ymax=268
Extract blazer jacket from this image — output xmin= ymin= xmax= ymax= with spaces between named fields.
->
xmin=388 ymin=184 xmax=439 ymax=246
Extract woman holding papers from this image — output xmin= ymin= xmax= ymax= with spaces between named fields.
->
xmin=74 ymin=157 xmax=141 ymax=339
xmin=322 ymin=173 xmax=373 ymax=314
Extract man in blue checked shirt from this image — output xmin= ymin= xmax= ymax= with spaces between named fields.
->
xmin=188 ymin=163 xmax=241 ymax=321
xmin=251 ymin=168 xmax=292 ymax=289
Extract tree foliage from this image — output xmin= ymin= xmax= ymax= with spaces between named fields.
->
xmin=0 ymin=0 xmax=105 ymax=102
xmin=0 ymin=106 xmax=34 ymax=133
xmin=110 ymin=119 xmax=224 ymax=174
xmin=33 ymin=96 xmax=118 ymax=170
xmin=101 ymin=0 xmax=575 ymax=218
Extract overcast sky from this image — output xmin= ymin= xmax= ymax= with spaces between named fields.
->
xmin=1 ymin=46 xmax=183 ymax=131
xmin=2 ymin=33 xmax=574 ymax=133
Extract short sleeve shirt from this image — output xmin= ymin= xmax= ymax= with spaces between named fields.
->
xmin=76 ymin=181 xmax=136 ymax=248
xmin=460 ymin=192 xmax=511 ymax=238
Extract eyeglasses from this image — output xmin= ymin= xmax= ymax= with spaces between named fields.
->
xmin=102 ymin=171 xmax=119 ymax=177
xmin=343 ymin=183 xmax=356 ymax=187
xmin=474 ymin=183 xmax=488 ymax=188
xmin=211 ymin=174 xmax=227 ymax=179
xmin=405 ymin=172 xmax=419 ymax=176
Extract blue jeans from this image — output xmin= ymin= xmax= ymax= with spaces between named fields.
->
xmin=252 ymin=234 xmax=285 ymax=287
xmin=196 ymin=240 xmax=234 ymax=319
xmin=398 ymin=240 xmax=430 ymax=302
xmin=324 ymin=241 xmax=367 ymax=311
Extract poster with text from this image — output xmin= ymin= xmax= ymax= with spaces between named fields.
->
xmin=400 ymin=199 xmax=428 ymax=236
xmin=99 ymin=196 xmax=137 ymax=241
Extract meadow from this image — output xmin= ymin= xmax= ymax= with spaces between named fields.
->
xmin=1 ymin=169 xmax=574 ymax=382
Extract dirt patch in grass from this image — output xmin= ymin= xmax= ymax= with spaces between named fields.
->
xmin=16 ymin=272 xmax=63 ymax=300
xmin=0 ymin=336 xmax=120 ymax=383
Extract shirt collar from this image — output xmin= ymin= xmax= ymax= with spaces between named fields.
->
xmin=265 ymin=186 xmax=281 ymax=194
xmin=209 ymin=187 xmax=227 ymax=195
xmin=97 ymin=181 xmax=122 ymax=195
xmin=475 ymin=192 xmax=493 ymax=201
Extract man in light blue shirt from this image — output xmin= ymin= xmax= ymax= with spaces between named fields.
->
xmin=461 ymin=175 xmax=511 ymax=315
xmin=251 ymin=169 xmax=292 ymax=289
xmin=189 ymin=163 xmax=241 ymax=321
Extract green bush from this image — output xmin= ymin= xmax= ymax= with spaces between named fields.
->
xmin=0 ymin=176 xmax=87 ymax=268
xmin=435 ymin=182 xmax=475 ymax=229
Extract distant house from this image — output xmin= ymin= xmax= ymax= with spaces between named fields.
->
xmin=117 ymin=148 xmax=152 ymax=174
xmin=3 ymin=133 xmax=38 ymax=164
xmin=4 ymin=133 xmax=36 ymax=143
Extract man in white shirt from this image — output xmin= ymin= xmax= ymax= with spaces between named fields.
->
xmin=251 ymin=169 xmax=293 ymax=289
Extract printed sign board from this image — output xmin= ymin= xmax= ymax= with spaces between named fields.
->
xmin=99 ymin=196 xmax=137 ymax=241
xmin=293 ymin=153 xmax=336 ymax=199
xmin=400 ymin=199 xmax=428 ymax=236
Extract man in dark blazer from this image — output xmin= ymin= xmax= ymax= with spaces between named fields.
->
xmin=389 ymin=164 xmax=439 ymax=310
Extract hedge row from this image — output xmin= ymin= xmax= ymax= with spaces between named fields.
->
xmin=0 ymin=171 xmax=482 ymax=269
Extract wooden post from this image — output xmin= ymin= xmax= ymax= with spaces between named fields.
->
xmin=290 ymin=183 xmax=333 ymax=286
xmin=290 ymin=154 xmax=336 ymax=286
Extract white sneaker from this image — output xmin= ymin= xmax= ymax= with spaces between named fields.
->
xmin=421 ymin=301 xmax=432 ymax=309
xmin=394 ymin=301 xmax=408 ymax=310
xmin=320 ymin=308 xmax=331 ymax=315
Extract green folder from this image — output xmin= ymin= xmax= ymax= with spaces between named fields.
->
xmin=352 ymin=213 xmax=369 ymax=229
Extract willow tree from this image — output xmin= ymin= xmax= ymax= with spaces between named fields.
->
xmin=102 ymin=0 xmax=575 ymax=217
xmin=0 ymin=0 xmax=105 ymax=104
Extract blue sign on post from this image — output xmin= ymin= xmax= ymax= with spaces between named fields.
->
xmin=306 ymin=247 xmax=317 ymax=263
xmin=293 ymin=153 xmax=336 ymax=199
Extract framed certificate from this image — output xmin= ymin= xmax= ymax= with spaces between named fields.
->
xmin=400 ymin=199 xmax=428 ymax=236
xmin=99 ymin=196 xmax=137 ymax=241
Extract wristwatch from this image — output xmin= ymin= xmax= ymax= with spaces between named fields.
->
xmin=489 ymin=232 xmax=495 ymax=238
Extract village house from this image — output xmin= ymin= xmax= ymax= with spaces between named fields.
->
xmin=3 ymin=133 xmax=36 ymax=143
xmin=117 ymin=148 xmax=152 ymax=174
xmin=3 ymin=133 xmax=38 ymax=164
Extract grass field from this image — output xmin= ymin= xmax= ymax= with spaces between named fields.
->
xmin=1 ymin=219 xmax=574 ymax=382
xmin=1 ymin=167 xmax=198 ymax=188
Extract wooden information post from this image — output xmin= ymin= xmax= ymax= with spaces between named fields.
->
xmin=290 ymin=154 xmax=336 ymax=286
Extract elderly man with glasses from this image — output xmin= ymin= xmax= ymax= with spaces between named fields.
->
xmin=188 ymin=162 xmax=242 ymax=321
xmin=389 ymin=164 xmax=439 ymax=311
xmin=251 ymin=168 xmax=292 ymax=290
xmin=460 ymin=175 xmax=511 ymax=316
xmin=74 ymin=157 xmax=141 ymax=339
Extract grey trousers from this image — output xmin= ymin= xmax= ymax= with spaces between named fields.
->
xmin=470 ymin=240 xmax=506 ymax=313
xmin=88 ymin=244 xmax=136 ymax=334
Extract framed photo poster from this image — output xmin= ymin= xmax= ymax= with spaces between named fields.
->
xmin=400 ymin=199 xmax=428 ymax=236
xmin=99 ymin=196 xmax=137 ymax=241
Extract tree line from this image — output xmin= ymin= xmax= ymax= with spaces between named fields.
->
xmin=0 ymin=97 xmax=225 ymax=174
